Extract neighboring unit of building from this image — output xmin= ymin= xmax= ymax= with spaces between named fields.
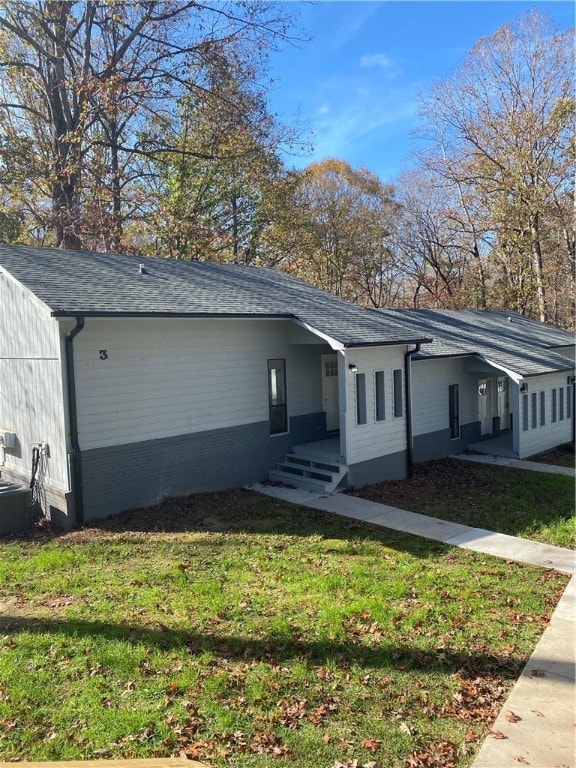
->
xmin=0 ymin=244 xmax=574 ymax=529
xmin=376 ymin=309 xmax=575 ymax=463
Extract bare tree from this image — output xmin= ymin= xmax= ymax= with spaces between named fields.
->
xmin=0 ymin=1 xmax=297 ymax=249
xmin=417 ymin=10 xmax=574 ymax=322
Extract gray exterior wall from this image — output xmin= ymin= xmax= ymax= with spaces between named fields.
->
xmin=80 ymin=412 xmax=327 ymax=522
xmin=0 ymin=463 xmax=74 ymax=530
xmin=413 ymin=421 xmax=481 ymax=463
xmin=346 ymin=449 xmax=408 ymax=488
xmin=0 ymin=271 xmax=70 ymax=492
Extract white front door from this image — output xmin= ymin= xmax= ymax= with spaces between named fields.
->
xmin=321 ymin=354 xmax=340 ymax=431
xmin=497 ymin=377 xmax=510 ymax=430
xmin=478 ymin=378 xmax=492 ymax=435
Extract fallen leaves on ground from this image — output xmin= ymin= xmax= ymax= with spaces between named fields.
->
xmin=406 ymin=739 xmax=459 ymax=767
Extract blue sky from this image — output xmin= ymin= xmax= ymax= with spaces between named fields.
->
xmin=267 ymin=1 xmax=574 ymax=181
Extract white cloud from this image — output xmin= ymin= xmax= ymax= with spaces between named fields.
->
xmin=360 ymin=53 xmax=394 ymax=70
xmin=301 ymin=75 xmax=424 ymax=178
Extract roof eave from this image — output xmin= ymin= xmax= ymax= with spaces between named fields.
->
xmin=344 ymin=337 xmax=433 ymax=349
xmin=51 ymin=310 xmax=296 ymax=320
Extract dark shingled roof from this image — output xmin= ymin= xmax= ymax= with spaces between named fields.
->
xmin=375 ymin=308 xmax=575 ymax=377
xmin=0 ymin=244 xmax=428 ymax=348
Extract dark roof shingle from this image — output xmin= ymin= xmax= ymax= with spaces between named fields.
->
xmin=376 ymin=308 xmax=574 ymax=377
xmin=0 ymin=244 xmax=427 ymax=348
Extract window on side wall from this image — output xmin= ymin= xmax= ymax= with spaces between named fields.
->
xmin=393 ymin=369 xmax=403 ymax=418
xmin=522 ymin=394 xmax=529 ymax=432
xmin=539 ymin=391 xmax=546 ymax=426
xmin=559 ymin=387 xmax=565 ymax=420
xmin=552 ymin=389 xmax=557 ymax=423
xmin=375 ymin=371 xmax=385 ymax=422
xmin=268 ymin=358 xmax=287 ymax=435
xmin=356 ymin=373 xmax=367 ymax=425
xmin=449 ymin=384 xmax=460 ymax=439
xmin=530 ymin=392 xmax=537 ymax=429
xmin=568 ymin=385 xmax=573 ymax=420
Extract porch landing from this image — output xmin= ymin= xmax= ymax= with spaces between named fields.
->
xmin=467 ymin=432 xmax=517 ymax=459
xmin=293 ymin=437 xmax=344 ymax=462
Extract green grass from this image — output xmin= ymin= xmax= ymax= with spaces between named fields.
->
xmin=353 ymin=458 xmax=575 ymax=549
xmin=0 ymin=490 xmax=569 ymax=767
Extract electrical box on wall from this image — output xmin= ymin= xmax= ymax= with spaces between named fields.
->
xmin=0 ymin=432 xmax=17 ymax=449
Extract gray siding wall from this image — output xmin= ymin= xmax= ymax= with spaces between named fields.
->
xmin=342 ymin=345 xmax=409 ymax=465
xmin=347 ymin=449 xmax=408 ymax=488
xmin=413 ymin=422 xmax=481 ymax=463
xmin=0 ymin=272 xmax=69 ymax=489
xmin=518 ymin=372 xmax=574 ymax=458
xmin=81 ymin=412 xmax=327 ymax=521
xmin=412 ymin=357 xmax=478 ymax=439
xmin=74 ymin=317 xmax=327 ymax=450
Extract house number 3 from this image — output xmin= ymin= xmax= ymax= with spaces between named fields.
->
xmin=99 ymin=350 xmax=108 ymax=360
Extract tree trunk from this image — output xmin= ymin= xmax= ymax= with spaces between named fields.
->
xmin=530 ymin=213 xmax=547 ymax=322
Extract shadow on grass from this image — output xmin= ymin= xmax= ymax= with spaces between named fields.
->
xmin=9 ymin=488 xmax=453 ymax=561
xmin=0 ymin=613 xmax=530 ymax=680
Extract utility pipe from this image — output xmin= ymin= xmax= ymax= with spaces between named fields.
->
xmin=65 ymin=316 xmax=85 ymax=525
xmin=404 ymin=343 xmax=421 ymax=479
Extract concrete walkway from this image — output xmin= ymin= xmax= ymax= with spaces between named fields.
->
xmin=455 ymin=452 xmax=576 ymax=477
xmin=255 ymin=484 xmax=575 ymax=575
xmin=253 ymin=465 xmax=575 ymax=768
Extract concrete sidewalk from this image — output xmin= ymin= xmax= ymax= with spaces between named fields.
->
xmin=255 ymin=484 xmax=575 ymax=574
xmin=252 ymin=478 xmax=575 ymax=768
xmin=473 ymin=575 xmax=575 ymax=768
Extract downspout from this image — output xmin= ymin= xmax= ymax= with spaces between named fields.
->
xmin=404 ymin=343 xmax=421 ymax=479
xmin=65 ymin=316 xmax=85 ymax=525
xmin=571 ymin=376 xmax=576 ymax=447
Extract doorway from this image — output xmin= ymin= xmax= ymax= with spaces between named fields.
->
xmin=478 ymin=378 xmax=493 ymax=435
xmin=497 ymin=377 xmax=510 ymax=430
xmin=321 ymin=354 xmax=340 ymax=432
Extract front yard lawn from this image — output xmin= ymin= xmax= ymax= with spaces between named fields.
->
xmin=353 ymin=458 xmax=575 ymax=549
xmin=0 ymin=490 xmax=568 ymax=767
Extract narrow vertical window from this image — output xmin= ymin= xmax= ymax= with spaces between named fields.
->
xmin=375 ymin=371 xmax=385 ymax=421
xmin=522 ymin=394 xmax=529 ymax=432
xmin=356 ymin=373 xmax=367 ymax=425
xmin=552 ymin=389 xmax=557 ymax=423
xmin=531 ymin=392 xmax=537 ymax=429
xmin=449 ymin=384 xmax=460 ymax=439
xmin=268 ymin=359 xmax=287 ymax=434
xmin=559 ymin=387 xmax=564 ymax=420
xmin=567 ymin=386 xmax=572 ymax=419
xmin=539 ymin=391 xmax=546 ymax=426
xmin=393 ymin=369 xmax=403 ymax=418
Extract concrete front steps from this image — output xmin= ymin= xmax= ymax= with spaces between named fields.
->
xmin=269 ymin=441 xmax=347 ymax=493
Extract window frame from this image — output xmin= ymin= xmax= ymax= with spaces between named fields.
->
xmin=267 ymin=358 xmax=288 ymax=435
xmin=531 ymin=392 xmax=538 ymax=429
xmin=522 ymin=393 xmax=529 ymax=432
xmin=449 ymin=383 xmax=460 ymax=439
xmin=393 ymin=368 xmax=403 ymax=418
xmin=375 ymin=370 xmax=386 ymax=422
xmin=355 ymin=372 xmax=367 ymax=425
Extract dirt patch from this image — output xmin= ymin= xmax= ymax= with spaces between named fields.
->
xmin=348 ymin=458 xmax=471 ymax=511
xmin=526 ymin=444 xmax=575 ymax=468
